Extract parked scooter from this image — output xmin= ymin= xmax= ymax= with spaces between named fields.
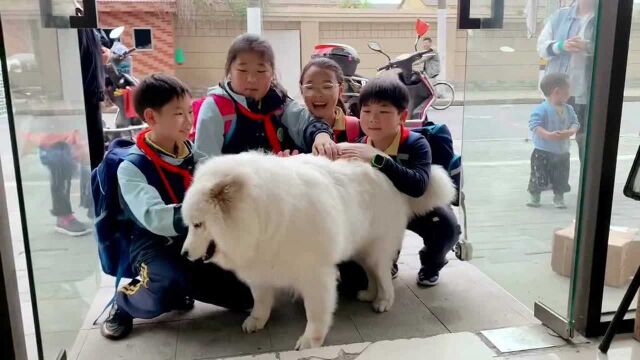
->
xmin=311 ymin=43 xmax=368 ymax=117
xmin=103 ymin=26 xmax=145 ymax=145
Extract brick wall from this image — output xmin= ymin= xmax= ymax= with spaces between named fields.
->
xmin=3 ymin=19 xmax=33 ymax=55
xmin=98 ymin=0 xmax=177 ymax=79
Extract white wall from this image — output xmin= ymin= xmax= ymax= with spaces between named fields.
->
xmin=264 ymin=30 xmax=302 ymax=101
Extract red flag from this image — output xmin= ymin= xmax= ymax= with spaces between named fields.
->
xmin=416 ymin=19 xmax=430 ymax=37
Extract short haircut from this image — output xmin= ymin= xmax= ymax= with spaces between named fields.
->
xmin=423 ymin=37 xmax=432 ymax=42
xmin=359 ymin=76 xmax=410 ymax=112
xmin=540 ymin=73 xmax=570 ymax=97
xmin=134 ymin=73 xmax=191 ymax=119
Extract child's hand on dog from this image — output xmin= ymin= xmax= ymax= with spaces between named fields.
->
xmin=312 ymin=133 xmax=340 ymax=160
xmin=276 ymin=149 xmax=300 ymax=157
xmin=338 ymin=143 xmax=386 ymax=163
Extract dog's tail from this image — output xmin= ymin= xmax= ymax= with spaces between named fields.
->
xmin=408 ymin=165 xmax=457 ymax=216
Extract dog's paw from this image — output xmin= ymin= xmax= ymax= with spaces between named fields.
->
xmin=372 ymin=298 xmax=393 ymax=313
xmin=357 ymin=289 xmax=376 ymax=302
xmin=242 ymin=316 xmax=267 ymax=334
xmin=294 ymin=334 xmax=324 ymax=350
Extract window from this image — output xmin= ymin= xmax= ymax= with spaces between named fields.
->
xmin=133 ymin=28 xmax=153 ymax=50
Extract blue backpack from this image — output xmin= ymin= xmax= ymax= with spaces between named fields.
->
xmin=91 ymin=138 xmax=140 ymax=281
xmin=411 ymin=121 xmax=462 ymax=206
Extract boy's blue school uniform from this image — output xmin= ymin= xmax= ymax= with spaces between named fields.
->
xmin=115 ymin=132 xmax=252 ymax=319
xmin=364 ymin=128 xmax=460 ymax=277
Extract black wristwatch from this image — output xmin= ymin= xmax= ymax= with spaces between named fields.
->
xmin=371 ymin=154 xmax=386 ymax=168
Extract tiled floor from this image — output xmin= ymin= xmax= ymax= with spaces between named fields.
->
xmin=66 ymin=231 xmax=539 ymax=360
xmin=218 ymin=332 xmax=640 ymax=360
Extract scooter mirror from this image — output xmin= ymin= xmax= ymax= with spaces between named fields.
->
xmin=110 ymin=26 xmax=125 ymax=40
xmin=415 ymin=19 xmax=429 ymax=37
xmin=368 ymin=41 xmax=382 ymax=52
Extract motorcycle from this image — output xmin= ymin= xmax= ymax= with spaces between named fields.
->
xmin=102 ymin=26 xmax=146 ymax=145
xmin=367 ymin=41 xmax=436 ymax=123
xmin=310 ymin=43 xmax=368 ymax=117
xmin=367 ymin=19 xmax=443 ymax=122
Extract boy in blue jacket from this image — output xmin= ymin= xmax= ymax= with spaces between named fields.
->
xmin=339 ymin=77 xmax=460 ymax=287
xmin=527 ymin=73 xmax=580 ymax=209
xmin=101 ymin=74 xmax=254 ymax=340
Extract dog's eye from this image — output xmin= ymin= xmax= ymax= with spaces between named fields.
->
xmin=193 ymin=222 xmax=203 ymax=229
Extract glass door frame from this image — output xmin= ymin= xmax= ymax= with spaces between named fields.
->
xmin=570 ymin=0 xmax=637 ymax=338
xmin=0 ymin=0 xmax=100 ymax=357
xmin=456 ymin=0 xmax=636 ymax=339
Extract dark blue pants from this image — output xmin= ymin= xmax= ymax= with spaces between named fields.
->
xmin=408 ymin=205 xmax=461 ymax=277
xmin=39 ymin=142 xmax=91 ymax=217
xmin=115 ymin=244 xmax=253 ymax=319
xmin=338 ymin=206 xmax=460 ymax=295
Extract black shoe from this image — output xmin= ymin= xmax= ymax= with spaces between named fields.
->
xmin=175 ymin=296 xmax=195 ymax=311
xmin=391 ymin=263 xmax=399 ymax=279
xmin=100 ymin=304 xmax=133 ymax=340
xmin=416 ymin=268 xmax=440 ymax=287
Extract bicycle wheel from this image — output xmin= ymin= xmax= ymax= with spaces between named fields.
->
xmin=431 ymin=81 xmax=455 ymax=110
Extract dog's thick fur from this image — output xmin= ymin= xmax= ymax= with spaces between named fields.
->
xmin=181 ymin=152 xmax=455 ymax=350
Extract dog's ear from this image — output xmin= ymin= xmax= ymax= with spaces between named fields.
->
xmin=208 ymin=175 xmax=245 ymax=212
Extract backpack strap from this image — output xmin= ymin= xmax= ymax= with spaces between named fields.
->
xmin=345 ymin=116 xmax=360 ymax=143
xmin=212 ymin=94 xmax=237 ymax=136
xmin=218 ymin=86 xmax=282 ymax=153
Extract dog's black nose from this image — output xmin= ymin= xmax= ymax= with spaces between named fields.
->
xmin=181 ymin=250 xmax=189 ymax=258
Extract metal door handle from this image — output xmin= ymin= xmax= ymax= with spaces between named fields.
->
xmin=40 ymin=0 xmax=97 ymax=29
xmin=458 ymin=0 xmax=504 ymax=29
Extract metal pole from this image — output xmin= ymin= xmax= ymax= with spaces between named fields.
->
xmin=437 ymin=0 xmax=447 ymax=80
xmin=247 ymin=0 xmax=263 ymax=35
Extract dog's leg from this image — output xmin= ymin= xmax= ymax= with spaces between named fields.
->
xmin=295 ymin=269 xmax=336 ymax=350
xmin=242 ymin=285 xmax=274 ymax=334
xmin=370 ymin=257 xmax=395 ymax=313
xmin=356 ymin=262 xmax=378 ymax=303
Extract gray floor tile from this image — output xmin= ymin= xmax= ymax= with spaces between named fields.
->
xmin=176 ymin=311 xmax=271 ymax=360
xmin=347 ymin=280 xmax=449 ymax=342
xmin=356 ymin=332 xmax=496 ymax=360
xmin=266 ymin=300 xmax=363 ymax=351
xmin=279 ymin=342 xmax=370 ymax=360
xmin=481 ymin=325 xmax=567 ymax=353
xmin=79 ymin=322 xmax=179 ymax=360
xmin=403 ymin=261 xmax=538 ymax=332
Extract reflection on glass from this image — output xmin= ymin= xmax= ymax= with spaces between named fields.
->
xmin=462 ymin=0 xmax=599 ymax=324
xmin=1 ymin=8 xmax=99 ymax=360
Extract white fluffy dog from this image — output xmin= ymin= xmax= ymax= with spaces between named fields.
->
xmin=181 ymin=152 xmax=455 ymax=350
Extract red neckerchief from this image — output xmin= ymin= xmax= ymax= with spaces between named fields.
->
xmin=363 ymin=126 xmax=411 ymax=152
xmin=136 ymin=128 xmax=193 ymax=204
xmin=234 ymin=102 xmax=282 ymax=153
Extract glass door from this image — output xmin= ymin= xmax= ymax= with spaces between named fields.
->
xmin=0 ymin=0 xmax=100 ymax=358
xmin=457 ymin=0 xmax=601 ymax=337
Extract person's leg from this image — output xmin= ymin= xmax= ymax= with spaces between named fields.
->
xmin=527 ymin=149 xmax=545 ymax=207
xmin=551 ymin=152 xmax=571 ymax=209
xmin=573 ymin=103 xmax=587 ymax=163
xmin=337 ymin=261 xmax=368 ymax=298
xmin=408 ymin=206 xmax=461 ymax=286
xmin=189 ymin=260 xmax=254 ymax=311
xmin=103 ymin=246 xmax=191 ymax=340
xmin=115 ymin=248 xmax=191 ymax=319
xmin=40 ymin=143 xmax=74 ymax=217
xmin=41 ymin=143 xmax=91 ymax=236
